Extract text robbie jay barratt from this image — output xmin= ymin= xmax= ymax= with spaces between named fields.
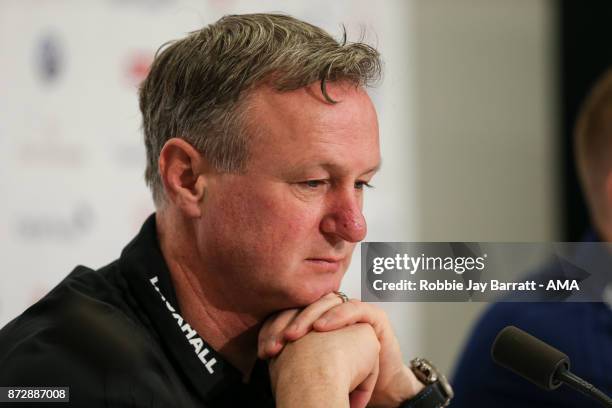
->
xmin=372 ymin=279 xmax=581 ymax=292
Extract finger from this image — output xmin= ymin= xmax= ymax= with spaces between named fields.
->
xmin=258 ymin=308 xmax=300 ymax=359
xmin=313 ymin=301 xmax=387 ymax=337
xmin=282 ymin=292 xmax=344 ymax=341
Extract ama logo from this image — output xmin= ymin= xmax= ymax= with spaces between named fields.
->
xmin=36 ymin=32 xmax=64 ymax=84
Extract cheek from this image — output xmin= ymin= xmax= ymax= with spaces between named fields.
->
xmin=250 ymin=196 xmax=317 ymax=254
xmin=212 ymin=186 xmax=319 ymax=257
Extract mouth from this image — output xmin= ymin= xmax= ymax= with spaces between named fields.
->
xmin=305 ymin=257 xmax=345 ymax=272
xmin=306 ymin=257 xmax=344 ymax=263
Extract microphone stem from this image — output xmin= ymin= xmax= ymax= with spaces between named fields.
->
xmin=556 ymin=369 xmax=612 ymax=407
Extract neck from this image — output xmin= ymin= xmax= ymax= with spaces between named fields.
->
xmin=156 ymin=211 xmax=262 ymax=378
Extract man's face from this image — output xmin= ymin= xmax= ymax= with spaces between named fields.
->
xmin=196 ymin=81 xmax=380 ymax=314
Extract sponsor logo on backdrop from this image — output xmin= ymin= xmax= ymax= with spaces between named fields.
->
xmin=123 ymin=51 xmax=153 ymax=88
xmin=15 ymin=203 xmax=95 ymax=241
xmin=17 ymin=117 xmax=85 ymax=167
xmin=36 ymin=33 xmax=64 ymax=84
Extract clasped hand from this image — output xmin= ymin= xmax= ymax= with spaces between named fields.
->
xmin=259 ymin=293 xmax=423 ymax=408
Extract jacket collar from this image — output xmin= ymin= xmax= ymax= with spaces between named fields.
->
xmin=118 ymin=214 xmax=272 ymax=404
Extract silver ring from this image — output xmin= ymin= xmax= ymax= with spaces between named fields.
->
xmin=334 ymin=291 xmax=349 ymax=303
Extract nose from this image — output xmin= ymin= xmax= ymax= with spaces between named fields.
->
xmin=320 ymin=190 xmax=367 ymax=243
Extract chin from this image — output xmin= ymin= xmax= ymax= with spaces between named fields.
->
xmin=285 ymin=277 xmax=343 ymax=308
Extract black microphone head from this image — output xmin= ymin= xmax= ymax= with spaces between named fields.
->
xmin=491 ymin=325 xmax=569 ymax=390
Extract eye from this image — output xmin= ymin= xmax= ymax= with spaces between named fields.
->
xmin=355 ymin=181 xmax=374 ymax=190
xmin=300 ymin=180 xmax=326 ymax=188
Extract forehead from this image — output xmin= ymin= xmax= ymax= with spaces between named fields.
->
xmin=245 ymin=82 xmax=380 ymax=174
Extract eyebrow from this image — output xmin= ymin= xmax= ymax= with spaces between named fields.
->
xmin=360 ymin=160 xmax=382 ymax=176
xmin=294 ymin=160 xmax=382 ymax=177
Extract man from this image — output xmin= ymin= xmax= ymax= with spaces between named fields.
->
xmin=0 ymin=14 xmax=451 ymax=407
xmin=451 ymin=70 xmax=612 ymax=407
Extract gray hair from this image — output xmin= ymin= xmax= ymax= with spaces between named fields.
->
xmin=139 ymin=13 xmax=382 ymax=207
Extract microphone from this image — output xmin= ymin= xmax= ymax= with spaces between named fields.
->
xmin=491 ymin=326 xmax=612 ymax=407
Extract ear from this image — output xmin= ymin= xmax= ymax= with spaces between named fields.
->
xmin=158 ymin=138 xmax=207 ymax=218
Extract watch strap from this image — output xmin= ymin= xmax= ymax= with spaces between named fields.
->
xmin=398 ymin=382 xmax=448 ymax=408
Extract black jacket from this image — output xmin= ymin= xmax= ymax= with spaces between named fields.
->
xmin=0 ymin=215 xmax=275 ymax=407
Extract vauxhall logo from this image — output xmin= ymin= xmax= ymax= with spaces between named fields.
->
xmin=150 ymin=276 xmax=217 ymax=374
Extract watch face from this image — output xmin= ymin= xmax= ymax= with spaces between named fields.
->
xmin=410 ymin=357 xmax=454 ymax=404
xmin=410 ymin=358 xmax=436 ymax=383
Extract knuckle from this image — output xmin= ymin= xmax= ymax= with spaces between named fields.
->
xmin=359 ymin=324 xmax=380 ymax=346
xmin=323 ymin=292 xmax=338 ymax=300
xmin=293 ymin=310 xmax=313 ymax=324
xmin=370 ymin=304 xmax=387 ymax=320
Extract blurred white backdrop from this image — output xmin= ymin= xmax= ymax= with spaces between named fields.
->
xmin=0 ymin=0 xmax=558 ymax=377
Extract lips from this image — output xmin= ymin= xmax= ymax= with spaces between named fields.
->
xmin=306 ymin=257 xmax=344 ymax=263
xmin=304 ymin=257 xmax=345 ymax=274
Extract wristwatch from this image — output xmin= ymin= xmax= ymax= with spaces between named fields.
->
xmin=399 ymin=358 xmax=454 ymax=408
